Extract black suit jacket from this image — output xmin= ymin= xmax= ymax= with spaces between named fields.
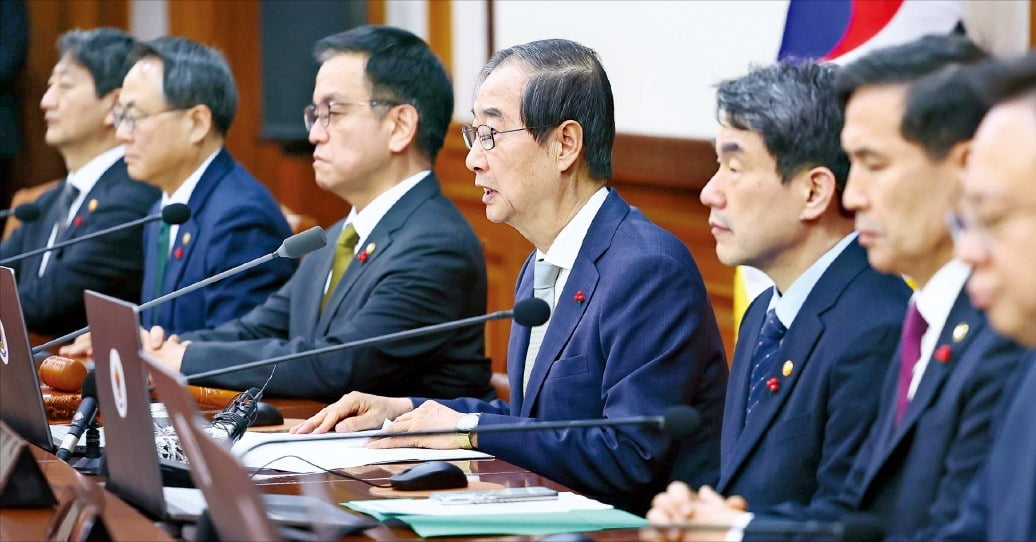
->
xmin=180 ymin=174 xmax=493 ymax=402
xmin=0 ymin=159 xmax=159 ymax=335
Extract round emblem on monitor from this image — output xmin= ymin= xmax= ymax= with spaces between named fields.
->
xmin=110 ymin=348 xmax=129 ymax=418
xmin=0 ymin=319 xmax=9 ymax=365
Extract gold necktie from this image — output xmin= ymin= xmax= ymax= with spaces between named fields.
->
xmin=322 ymin=224 xmax=359 ymax=310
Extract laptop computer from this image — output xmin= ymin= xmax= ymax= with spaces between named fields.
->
xmin=0 ymin=266 xmax=58 ymax=453
xmin=85 ymin=290 xmax=377 ymax=534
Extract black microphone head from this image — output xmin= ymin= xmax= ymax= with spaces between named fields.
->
xmin=80 ymin=371 xmax=98 ymax=399
xmin=13 ymin=203 xmax=41 ymax=222
xmin=513 ymin=297 xmax=550 ymax=327
xmin=839 ymin=514 xmax=885 ymax=542
xmin=161 ymin=203 xmax=191 ymax=225
xmin=660 ymin=405 xmax=700 ymax=437
xmin=276 ymin=226 xmax=327 ymax=258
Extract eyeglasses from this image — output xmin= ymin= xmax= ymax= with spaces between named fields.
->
xmin=303 ymin=100 xmax=400 ymax=131
xmin=461 ymin=124 xmax=550 ymax=151
xmin=112 ymin=106 xmax=186 ymax=133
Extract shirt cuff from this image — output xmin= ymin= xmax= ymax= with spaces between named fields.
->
xmin=725 ymin=512 xmax=754 ymax=542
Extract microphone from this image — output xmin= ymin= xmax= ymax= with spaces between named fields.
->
xmin=205 ymin=387 xmax=262 ymax=444
xmin=32 ymin=226 xmax=328 ymax=355
xmin=55 ymin=371 xmax=98 ymax=461
xmin=238 ymin=405 xmax=701 ymax=457
xmin=668 ymin=514 xmax=884 ymax=542
xmin=0 ymin=203 xmax=191 ymax=265
xmin=0 ymin=202 xmax=42 ymax=221
xmin=185 ymin=297 xmax=551 ymax=383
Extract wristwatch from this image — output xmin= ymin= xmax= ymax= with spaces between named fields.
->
xmin=456 ymin=413 xmax=481 ymax=449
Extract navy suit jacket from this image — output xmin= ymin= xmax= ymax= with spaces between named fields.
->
xmin=425 ymin=189 xmax=729 ymax=514
xmin=139 ymin=149 xmax=294 ymax=335
xmin=755 ymin=289 xmax=1024 ymax=539
xmin=0 ymin=159 xmax=159 ymax=335
xmin=937 ymin=352 xmax=1036 ymax=541
xmin=180 ymin=174 xmax=493 ymax=403
xmin=718 ymin=240 xmax=909 ymax=509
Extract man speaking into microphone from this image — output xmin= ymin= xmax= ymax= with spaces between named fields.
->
xmin=0 ymin=29 xmax=158 ymax=336
xmin=139 ymin=26 xmax=492 ymax=403
xmin=293 ymin=38 xmax=728 ymax=515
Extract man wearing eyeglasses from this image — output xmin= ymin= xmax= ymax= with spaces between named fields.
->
xmin=0 ymin=29 xmax=159 ymax=337
xmin=135 ymin=26 xmax=492 ymax=403
xmin=649 ymin=35 xmax=1024 ymax=541
xmin=293 ymin=38 xmax=728 ymax=514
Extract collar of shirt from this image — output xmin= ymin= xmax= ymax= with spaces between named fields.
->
xmin=160 ymin=148 xmax=220 ymax=207
xmin=64 ymin=145 xmax=126 ymax=224
xmin=341 ymin=170 xmax=430 ymax=254
xmin=907 ymin=258 xmax=971 ymax=397
xmin=533 ymin=186 xmax=610 ymax=306
xmin=767 ymin=231 xmax=858 ymax=329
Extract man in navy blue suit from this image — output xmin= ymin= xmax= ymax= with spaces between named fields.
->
xmin=0 ymin=28 xmax=159 ymax=336
xmin=61 ymin=37 xmax=295 ymax=349
xmin=648 ymin=35 xmax=1024 ymax=540
xmin=293 ymin=38 xmax=728 ymax=514
xmin=654 ymin=62 xmax=909 ymax=516
xmin=937 ymin=53 xmax=1036 ymax=542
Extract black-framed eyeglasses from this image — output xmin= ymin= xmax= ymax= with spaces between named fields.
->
xmin=303 ymin=100 xmax=400 ymax=131
xmin=112 ymin=106 xmax=187 ymax=133
xmin=461 ymin=124 xmax=550 ymax=151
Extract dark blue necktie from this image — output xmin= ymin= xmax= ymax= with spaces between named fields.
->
xmin=745 ymin=309 xmax=787 ymax=420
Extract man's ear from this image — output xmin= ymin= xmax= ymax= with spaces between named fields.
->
xmin=101 ymin=89 xmax=120 ymax=128
xmin=799 ymin=166 xmax=838 ymax=221
xmin=386 ymin=103 xmax=420 ymax=154
xmin=186 ymin=105 xmax=214 ymax=145
xmin=553 ymin=120 xmax=583 ymax=173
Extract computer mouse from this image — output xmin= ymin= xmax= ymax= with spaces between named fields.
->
xmin=388 ymin=461 xmax=468 ymax=491
xmin=248 ymin=401 xmax=284 ymax=427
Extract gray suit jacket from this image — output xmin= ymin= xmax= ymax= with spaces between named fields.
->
xmin=180 ymin=174 xmax=493 ymax=402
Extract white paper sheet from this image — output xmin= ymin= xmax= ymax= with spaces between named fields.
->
xmin=348 ymin=492 xmax=610 ymax=516
xmin=231 ymin=429 xmax=491 ymax=473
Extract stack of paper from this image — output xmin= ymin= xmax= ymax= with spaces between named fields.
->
xmin=345 ymin=492 xmax=648 ymax=537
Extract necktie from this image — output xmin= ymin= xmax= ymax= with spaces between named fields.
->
xmin=895 ymin=302 xmax=928 ymax=425
xmin=37 ymin=182 xmax=81 ymax=277
xmin=745 ymin=309 xmax=787 ymax=420
xmin=523 ymin=260 xmax=561 ymax=393
xmin=322 ymin=223 xmax=360 ymax=311
xmin=151 ymin=221 xmax=171 ymax=311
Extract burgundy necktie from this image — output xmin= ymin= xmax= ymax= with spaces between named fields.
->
xmin=895 ymin=302 xmax=928 ymax=425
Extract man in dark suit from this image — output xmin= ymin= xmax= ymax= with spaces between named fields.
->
xmin=140 ymin=27 xmax=492 ymax=402
xmin=293 ymin=38 xmax=728 ymax=514
xmin=937 ymin=53 xmax=1036 ymax=542
xmin=0 ymin=29 xmax=159 ymax=337
xmin=658 ymin=62 xmax=909 ymax=514
xmin=648 ymin=35 xmax=1024 ymax=540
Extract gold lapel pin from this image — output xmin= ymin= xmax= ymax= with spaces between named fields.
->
xmin=87 ymin=198 xmax=99 ymax=212
xmin=364 ymin=242 xmax=376 ymax=255
xmin=182 ymin=232 xmax=191 ymax=245
xmin=782 ymin=360 xmax=794 ymax=377
xmin=952 ymin=323 xmax=970 ymax=343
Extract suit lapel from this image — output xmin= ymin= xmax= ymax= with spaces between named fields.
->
xmin=720 ymin=293 xmax=770 ymax=472
xmin=518 ymin=190 xmax=626 ymax=418
xmin=315 ymin=175 xmax=440 ymax=334
xmin=507 ymin=259 xmax=535 ymax=414
xmin=721 ymin=240 xmax=868 ymax=488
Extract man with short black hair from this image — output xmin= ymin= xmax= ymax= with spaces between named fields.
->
xmin=0 ymin=28 xmax=159 ymax=336
xmin=141 ymin=26 xmax=492 ymax=403
xmin=294 ymin=38 xmax=728 ymax=514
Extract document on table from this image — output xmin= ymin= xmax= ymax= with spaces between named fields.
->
xmin=231 ymin=427 xmax=491 ymax=473
xmin=347 ymin=491 xmax=610 ymax=516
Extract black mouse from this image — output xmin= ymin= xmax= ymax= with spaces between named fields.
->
xmin=388 ymin=461 xmax=468 ymax=491
xmin=248 ymin=401 xmax=284 ymax=427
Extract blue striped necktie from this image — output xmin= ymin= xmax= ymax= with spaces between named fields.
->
xmin=745 ymin=309 xmax=787 ymax=420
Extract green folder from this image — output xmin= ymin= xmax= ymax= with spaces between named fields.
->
xmin=344 ymin=502 xmax=648 ymax=537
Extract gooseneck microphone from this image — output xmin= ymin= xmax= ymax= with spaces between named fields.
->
xmin=185 ymin=297 xmax=551 ymax=384
xmin=32 ymin=226 xmax=328 ymax=355
xmin=237 ymin=405 xmax=701 ymax=458
xmin=0 ymin=202 xmax=42 ymax=221
xmin=0 ymin=203 xmax=191 ymax=265
xmin=665 ymin=514 xmax=884 ymax=542
xmin=55 ymin=371 xmax=98 ymax=461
